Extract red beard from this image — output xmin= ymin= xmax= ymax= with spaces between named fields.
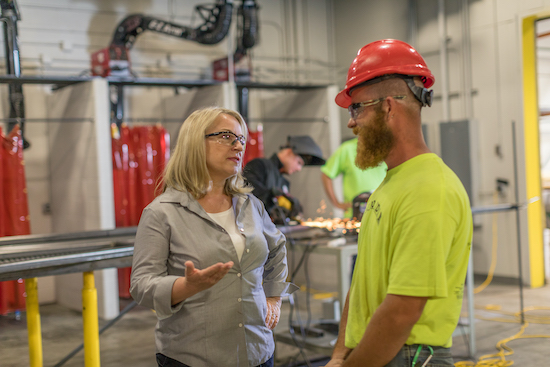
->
xmin=353 ymin=107 xmax=394 ymax=169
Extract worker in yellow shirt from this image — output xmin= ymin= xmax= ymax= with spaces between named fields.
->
xmin=324 ymin=39 xmax=472 ymax=367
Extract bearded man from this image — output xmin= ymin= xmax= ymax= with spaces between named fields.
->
xmin=323 ymin=39 xmax=473 ymax=367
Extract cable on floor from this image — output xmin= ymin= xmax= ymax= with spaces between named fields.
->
xmin=472 ymin=305 xmax=550 ymax=324
xmin=457 ymin=304 xmax=550 ymax=366
xmin=456 ymin=191 xmax=550 ymax=366
xmin=454 ymin=321 xmax=550 ymax=367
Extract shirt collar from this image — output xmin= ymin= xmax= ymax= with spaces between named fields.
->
xmin=161 ymin=187 xmax=249 ymax=213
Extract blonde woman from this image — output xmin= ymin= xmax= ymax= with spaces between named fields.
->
xmin=131 ymin=107 xmax=297 ymax=367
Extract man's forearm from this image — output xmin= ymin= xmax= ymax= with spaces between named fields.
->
xmin=321 ymin=173 xmax=340 ymax=207
xmin=331 ymin=292 xmax=352 ymax=361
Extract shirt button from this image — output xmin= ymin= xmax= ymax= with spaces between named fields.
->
xmin=246 ymin=249 xmax=250 ymax=253
xmin=239 ymin=323 xmax=243 ymax=327
xmin=238 ymin=298 xmax=242 ymax=302
xmin=237 ymin=273 xmax=241 ymax=277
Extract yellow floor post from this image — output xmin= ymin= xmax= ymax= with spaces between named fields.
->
xmin=24 ymin=277 xmax=43 ymax=367
xmin=82 ymin=271 xmax=100 ymax=367
xmin=522 ymin=14 xmax=546 ymax=288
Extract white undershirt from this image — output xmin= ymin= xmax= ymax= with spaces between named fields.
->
xmin=207 ymin=207 xmax=245 ymax=261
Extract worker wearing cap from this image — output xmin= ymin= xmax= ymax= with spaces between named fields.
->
xmin=325 ymin=39 xmax=472 ymax=367
xmin=243 ymin=135 xmax=325 ymax=222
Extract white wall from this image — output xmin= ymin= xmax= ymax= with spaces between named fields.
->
xmin=332 ymin=0 xmax=550 ymax=284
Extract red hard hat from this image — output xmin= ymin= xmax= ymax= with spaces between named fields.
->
xmin=335 ymin=39 xmax=435 ymax=108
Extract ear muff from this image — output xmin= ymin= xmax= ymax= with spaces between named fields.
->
xmin=421 ymin=88 xmax=434 ymax=107
xmin=402 ymin=76 xmax=433 ymax=107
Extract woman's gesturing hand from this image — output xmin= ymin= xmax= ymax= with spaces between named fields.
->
xmin=265 ymin=296 xmax=282 ymax=330
xmin=184 ymin=260 xmax=234 ymax=293
xmin=171 ymin=261 xmax=234 ymax=305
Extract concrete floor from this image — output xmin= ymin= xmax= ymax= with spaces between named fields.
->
xmin=1 ymin=280 xmax=549 ymax=367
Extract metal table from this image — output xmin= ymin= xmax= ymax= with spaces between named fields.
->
xmin=0 ymin=227 xmax=137 ymax=367
xmin=0 ymin=227 xmax=137 ymax=281
xmin=280 ymin=225 xmax=358 ymax=310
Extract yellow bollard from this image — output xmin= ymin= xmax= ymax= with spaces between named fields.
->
xmin=24 ymin=277 xmax=43 ymax=367
xmin=82 ymin=271 xmax=100 ymax=367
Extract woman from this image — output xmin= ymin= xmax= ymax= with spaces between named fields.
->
xmin=130 ymin=107 xmax=297 ymax=367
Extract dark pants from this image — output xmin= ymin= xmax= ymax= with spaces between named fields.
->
xmin=385 ymin=345 xmax=453 ymax=367
xmin=156 ymin=353 xmax=274 ymax=367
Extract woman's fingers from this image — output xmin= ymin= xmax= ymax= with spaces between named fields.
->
xmin=204 ymin=262 xmax=233 ymax=281
xmin=265 ymin=301 xmax=281 ymax=330
xmin=185 ymin=261 xmax=234 ymax=290
xmin=184 ymin=261 xmax=196 ymax=275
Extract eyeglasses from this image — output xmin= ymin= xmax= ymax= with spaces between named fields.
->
xmin=348 ymin=95 xmax=406 ymax=119
xmin=205 ymin=131 xmax=246 ymax=147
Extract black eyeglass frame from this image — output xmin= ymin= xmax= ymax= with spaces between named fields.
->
xmin=204 ymin=131 xmax=247 ymax=146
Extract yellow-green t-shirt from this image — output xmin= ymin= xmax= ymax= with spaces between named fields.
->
xmin=345 ymin=153 xmax=472 ymax=349
xmin=320 ymin=138 xmax=387 ymax=218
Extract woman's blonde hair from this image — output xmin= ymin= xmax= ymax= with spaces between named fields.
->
xmin=162 ymin=107 xmax=252 ymax=199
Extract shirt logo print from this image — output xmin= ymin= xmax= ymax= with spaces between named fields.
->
xmin=367 ymin=199 xmax=382 ymax=224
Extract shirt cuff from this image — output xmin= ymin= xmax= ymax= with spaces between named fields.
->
xmin=263 ymin=281 xmax=299 ymax=298
xmin=153 ymin=275 xmax=183 ymax=319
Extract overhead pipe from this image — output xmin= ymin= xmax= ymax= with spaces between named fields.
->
xmin=0 ymin=0 xmax=29 ymax=148
xmin=460 ymin=0 xmax=473 ymax=120
xmin=292 ymin=0 xmax=302 ymax=83
xmin=438 ymin=0 xmax=450 ymax=122
xmin=325 ymin=0 xmax=336 ymax=83
xmin=283 ymin=0 xmax=299 ymax=83
xmin=407 ymin=0 xmax=418 ymax=47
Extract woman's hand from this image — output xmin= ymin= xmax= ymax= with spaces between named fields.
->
xmin=171 ymin=261 xmax=233 ymax=305
xmin=184 ymin=260 xmax=234 ymax=292
xmin=265 ymin=296 xmax=282 ymax=330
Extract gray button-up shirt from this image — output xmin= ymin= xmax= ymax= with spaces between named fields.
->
xmin=130 ymin=188 xmax=297 ymax=367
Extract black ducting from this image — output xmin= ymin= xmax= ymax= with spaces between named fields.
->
xmin=111 ymin=0 xmax=234 ymax=49
xmin=237 ymin=0 xmax=259 ymax=53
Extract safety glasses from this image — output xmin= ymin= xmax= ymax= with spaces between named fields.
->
xmin=205 ymin=131 xmax=246 ymax=147
xmin=348 ymin=95 xmax=406 ymax=119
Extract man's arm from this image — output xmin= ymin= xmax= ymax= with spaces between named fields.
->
xmin=321 ymin=172 xmax=351 ymax=211
xmin=343 ymin=294 xmax=427 ymax=367
xmin=324 ymin=292 xmax=352 ymax=367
